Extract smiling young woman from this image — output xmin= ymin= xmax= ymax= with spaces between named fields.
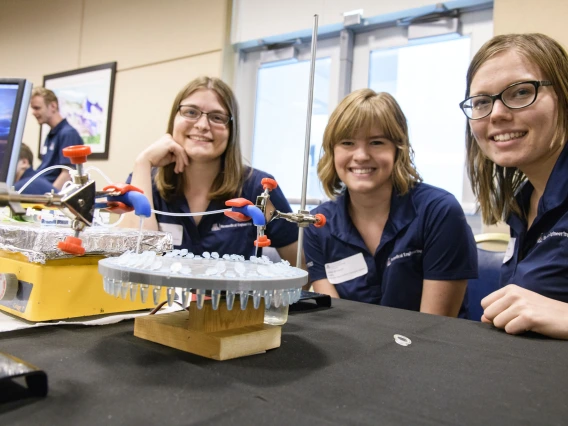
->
xmin=120 ymin=76 xmax=300 ymax=264
xmin=303 ymin=89 xmax=478 ymax=317
xmin=461 ymin=33 xmax=568 ymax=338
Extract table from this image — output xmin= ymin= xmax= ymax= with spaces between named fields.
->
xmin=1 ymin=298 xmax=567 ymax=425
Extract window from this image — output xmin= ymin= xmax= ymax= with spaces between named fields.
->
xmin=252 ymin=58 xmax=331 ymax=204
xmin=369 ymin=36 xmax=471 ymax=201
xmin=235 ymin=7 xmax=492 ymax=220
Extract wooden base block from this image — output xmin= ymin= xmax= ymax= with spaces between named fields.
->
xmin=134 ymin=300 xmax=281 ymax=361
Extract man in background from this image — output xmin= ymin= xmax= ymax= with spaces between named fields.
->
xmin=30 ymin=87 xmax=83 ymax=190
xmin=14 ymin=143 xmax=56 ymax=194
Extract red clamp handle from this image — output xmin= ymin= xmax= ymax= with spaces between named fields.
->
xmin=106 ymin=201 xmax=133 ymax=214
xmin=224 ymin=198 xmax=254 ymax=222
xmin=314 ymin=213 xmax=326 ymax=228
xmin=254 ymin=235 xmax=271 ymax=247
xmin=261 ymin=178 xmax=277 ymax=191
xmin=62 ymin=145 xmax=92 ymax=164
xmin=103 ymin=183 xmax=144 ymax=195
xmin=225 ymin=198 xmax=253 ymax=207
xmin=224 ymin=211 xmax=251 ymax=222
xmin=57 ymin=236 xmax=86 ymax=256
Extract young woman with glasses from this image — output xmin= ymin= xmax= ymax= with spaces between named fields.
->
xmin=461 ymin=33 xmax=568 ymax=339
xmin=121 ymin=76 xmax=299 ymax=263
xmin=303 ymin=89 xmax=478 ymax=316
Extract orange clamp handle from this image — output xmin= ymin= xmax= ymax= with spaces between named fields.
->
xmin=254 ymin=235 xmax=271 ymax=247
xmin=57 ymin=236 xmax=86 ymax=256
xmin=314 ymin=213 xmax=326 ymax=228
xmin=103 ymin=183 xmax=144 ymax=195
xmin=62 ymin=145 xmax=92 ymax=164
xmin=225 ymin=198 xmax=253 ymax=207
xmin=261 ymin=178 xmax=277 ymax=191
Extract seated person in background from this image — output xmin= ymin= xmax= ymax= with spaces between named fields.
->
xmin=14 ymin=143 xmax=56 ymax=194
xmin=461 ymin=33 xmax=568 ymax=338
xmin=304 ymin=90 xmax=478 ymax=317
xmin=30 ymin=87 xmax=83 ymax=191
xmin=121 ymin=76 xmax=300 ymax=264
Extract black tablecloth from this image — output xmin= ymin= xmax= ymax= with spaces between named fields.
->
xmin=1 ymin=298 xmax=567 ymax=425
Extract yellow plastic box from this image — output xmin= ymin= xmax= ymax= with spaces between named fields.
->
xmin=0 ymin=251 xmax=162 ymax=322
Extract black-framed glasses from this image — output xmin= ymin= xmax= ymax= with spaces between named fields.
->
xmin=459 ymin=80 xmax=553 ymax=120
xmin=177 ymin=105 xmax=232 ymax=126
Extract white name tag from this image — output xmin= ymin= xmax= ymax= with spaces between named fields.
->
xmin=502 ymin=237 xmax=516 ymax=264
xmin=325 ymin=253 xmax=368 ymax=285
xmin=158 ymin=222 xmax=183 ymax=246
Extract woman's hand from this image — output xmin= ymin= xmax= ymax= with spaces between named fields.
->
xmin=136 ymin=134 xmax=189 ymax=174
xmin=481 ymin=284 xmax=568 ymax=339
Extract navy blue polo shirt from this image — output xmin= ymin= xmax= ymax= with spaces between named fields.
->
xmin=304 ymin=183 xmax=478 ymax=310
xmin=14 ymin=167 xmax=56 ymax=194
xmin=501 ymin=143 xmax=568 ymax=303
xmin=131 ymin=168 xmax=298 ymax=256
xmin=36 ymin=119 xmax=84 ymax=183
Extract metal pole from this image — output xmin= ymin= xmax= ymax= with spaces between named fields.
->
xmin=296 ymin=14 xmax=319 ymax=268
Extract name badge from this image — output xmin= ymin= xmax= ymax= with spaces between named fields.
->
xmin=158 ymin=223 xmax=183 ymax=246
xmin=502 ymin=237 xmax=516 ymax=264
xmin=325 ymin=253 xmax=368 ymax=285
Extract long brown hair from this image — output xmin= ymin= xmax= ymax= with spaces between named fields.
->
xmin=465 ymin=34 xmax=568 ymax=224
xmin=155 ymin=76 xmax=245 ymax=200
xmin=318 ymin=89 xmax=421 ymax=199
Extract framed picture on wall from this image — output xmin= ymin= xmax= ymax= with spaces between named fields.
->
xmin=39 ymin=62 xmax=117 ymax=160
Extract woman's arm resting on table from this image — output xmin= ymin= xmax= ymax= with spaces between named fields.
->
xmin=481 ymin=284 xmax=568 ymax=339
xmin=420 ymin=279 xmax=467 ymax=317
xmin=276 ymin=241 xmax=303 ymax=267
xmin=312 ymin=278 xmax=340 ymax=298
xmin=276 ymin=242 xmax=311 ymax=290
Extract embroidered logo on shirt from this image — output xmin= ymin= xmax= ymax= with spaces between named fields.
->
xmin=386 ymin=249 xmax=422 ymax=267
xmin=211 ymin=222 xmax=253 ymax=232
xmin=537 ymin=231 xmax=568 ymax=243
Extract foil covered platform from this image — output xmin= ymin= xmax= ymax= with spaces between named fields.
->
xmin=0 ymin=223 xmax=173 ymax=263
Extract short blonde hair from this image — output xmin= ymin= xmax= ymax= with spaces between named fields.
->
xmin=31 ymin=87 xmax=58 ymax=109
xmin=318 ymin=89 xmax=421 ymax=199
xmin=155 ymin=76 xmax=245 ymax=201
xmin=465 ymin=33 xmax=568 ymax=225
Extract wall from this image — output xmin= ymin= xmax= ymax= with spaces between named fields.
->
xmin=0 ymin=0 xmax=231 ymax=185
xmin=231 ymin=0 xmax=492 ymax=46
xmin=494 ymin=0 xmax=568 ymax=45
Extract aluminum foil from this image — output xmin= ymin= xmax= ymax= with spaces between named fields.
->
xmin=0 ymin=223 xmax=173 ymax=263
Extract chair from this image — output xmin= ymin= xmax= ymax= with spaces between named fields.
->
xmin=465 ymin=233 xmax=509 ymax=321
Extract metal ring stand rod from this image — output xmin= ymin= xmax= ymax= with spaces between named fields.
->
xmin=296 ymin=14 xmax=319 ymax=268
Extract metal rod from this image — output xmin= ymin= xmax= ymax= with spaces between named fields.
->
xmin=296 ymin=14 xmax=319 ymax=268
xmin=0 ymin=193 xmax=61 ymax=206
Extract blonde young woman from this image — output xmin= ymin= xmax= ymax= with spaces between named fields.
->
xmin=461 ymin=33 xmax=568 ymax=338
xmin=122 ymin=76 xmax=299 ymax=263
xmin=304 ymin=90 xmax=477 ymax=316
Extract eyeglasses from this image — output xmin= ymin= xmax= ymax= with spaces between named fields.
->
xmin=177 ymin=105 xmax=232 ymax=126
xmin=459 ymin=80 xmax=553 ymax=120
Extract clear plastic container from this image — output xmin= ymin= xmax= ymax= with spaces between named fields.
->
xmin=264 ymin=304 xmax=289 ymax=325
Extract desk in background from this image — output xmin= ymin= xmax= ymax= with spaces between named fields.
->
xmin=1 ymin=298 xmax=567 ymax=425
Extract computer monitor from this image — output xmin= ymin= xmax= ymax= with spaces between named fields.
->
xmin=0 ymin=79 xmax=32 ymax=188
